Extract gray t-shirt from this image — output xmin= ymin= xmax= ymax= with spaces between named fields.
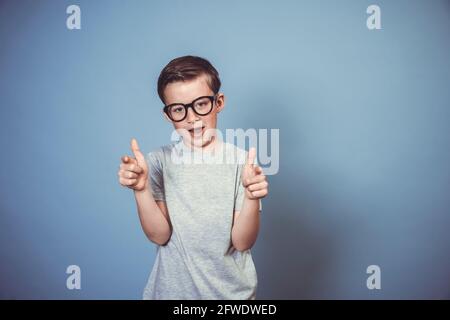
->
xmin=142 ymin=138 xmax=261 ymax=300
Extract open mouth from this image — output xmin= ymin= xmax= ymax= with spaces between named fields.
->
xmin=188 ymin=126 xmax=206 ymax=137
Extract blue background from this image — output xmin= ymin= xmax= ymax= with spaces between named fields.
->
xmin=1 ymin=0 xmax=449 ymax=299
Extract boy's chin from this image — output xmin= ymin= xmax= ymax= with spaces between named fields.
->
xmin=190 ymin=135 xmax=213 ymax=148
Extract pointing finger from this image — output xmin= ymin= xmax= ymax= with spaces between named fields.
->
xmin=254 ymin=165 xmax=263 ymax=175
xmin=122 ymin=155 xmax=137 ymax=164
xmin=246 ymin=147 xmax=256 ymax=166
xmin=131 ymin=138 xmax=146 ymax=165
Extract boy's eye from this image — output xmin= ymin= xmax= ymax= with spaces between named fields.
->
xmin=195 ymin=100 xmax=209 ymax=107
xmin=172 ymin=106 xmax=184 ymax=113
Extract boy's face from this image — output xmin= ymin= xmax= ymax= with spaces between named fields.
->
xmin=162 ymin=74 xmax=225 ymax=148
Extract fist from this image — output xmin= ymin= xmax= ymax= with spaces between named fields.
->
xmin=118 ymin=138 xmax=149 ymax=192
xmin=241 ymin=147 xmax=268 ymax=200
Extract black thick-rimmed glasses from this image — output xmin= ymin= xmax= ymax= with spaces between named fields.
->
xmin=163 ymin=95 xmax=217 ymax=122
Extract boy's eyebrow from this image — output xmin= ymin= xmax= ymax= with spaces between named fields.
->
xmin=165 ymin=94 xmax=215 ymax=106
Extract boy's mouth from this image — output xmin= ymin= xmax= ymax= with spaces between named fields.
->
xmin=188 ymin=125 xmax=206 ymax=137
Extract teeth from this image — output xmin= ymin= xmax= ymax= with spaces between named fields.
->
xmin=189 ymin=126 xmax=204 ymax=135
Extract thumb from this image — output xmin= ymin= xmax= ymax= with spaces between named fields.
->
xmin=246 ymin=147 xmax=256 ymax=166
xmin=131 ymin=138 xmax=146 ymax=168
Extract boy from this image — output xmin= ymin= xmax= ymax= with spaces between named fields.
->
xmin=117 ymin=56 xmax=269 ymax=299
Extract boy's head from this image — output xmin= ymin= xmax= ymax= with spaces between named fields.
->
xmin=157 ymin=56 xmax=225 ymax=148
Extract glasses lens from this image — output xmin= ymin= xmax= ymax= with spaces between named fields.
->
xmin=168 ymin=104 xmax=186 ymax=121
xmin=193 ymin=97 xmax=213 ymax=115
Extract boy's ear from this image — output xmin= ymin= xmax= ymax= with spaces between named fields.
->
xmin=215 ymin=93 xmax=225 ymax=113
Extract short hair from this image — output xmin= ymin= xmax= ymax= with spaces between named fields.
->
xmin=157 ymin=55 xmax=221 ymax=104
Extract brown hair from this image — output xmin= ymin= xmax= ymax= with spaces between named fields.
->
xmin=157 ymin=55 xmax=221 ymax=104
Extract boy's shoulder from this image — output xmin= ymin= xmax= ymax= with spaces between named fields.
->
xmin=146 ymin=141 xmax=177 ymax=163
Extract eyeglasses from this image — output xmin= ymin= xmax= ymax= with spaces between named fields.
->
xmin=163 ymin=95 xmax=216 ymax=122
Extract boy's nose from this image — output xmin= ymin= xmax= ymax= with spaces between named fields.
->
xmin=186 ymin=107 xmax=199 ymax=123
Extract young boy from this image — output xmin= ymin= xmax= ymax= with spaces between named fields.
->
xmin=117 ymin=56 xmax=269 ymax=299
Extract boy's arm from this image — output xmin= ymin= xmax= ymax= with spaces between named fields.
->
xmin=119 ymin=139 xmax=171 ymax=245
xmin=231 ymin=147 xmax=268 ymax=252
xmin=134 ymin=187 xmax=172 ymax=246
xmin=231 ymin=198 xmax=260 ymax=252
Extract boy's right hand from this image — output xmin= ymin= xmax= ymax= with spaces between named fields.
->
xmin=118 ymin=138 xmax=149 ymax=192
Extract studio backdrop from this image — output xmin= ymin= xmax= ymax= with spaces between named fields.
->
xmin=0 ymin=0 xmax=449 ymax=299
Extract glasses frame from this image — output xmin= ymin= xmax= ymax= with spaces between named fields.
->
xmin=163 ymin=94 xmax=217 ymax=122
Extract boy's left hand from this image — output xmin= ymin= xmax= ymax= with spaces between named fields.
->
xmin=241 ymin=147 xmax=269 ymax=200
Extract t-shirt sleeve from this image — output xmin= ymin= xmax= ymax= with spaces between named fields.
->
xmin=234 ymin=157 xmax=263 ymax=213
xmin=146 ymin=151 xmax=165 ymax=201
